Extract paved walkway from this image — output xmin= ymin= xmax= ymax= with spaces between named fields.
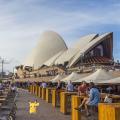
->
xmin=16 ymin=89 xmax=70 ymax=120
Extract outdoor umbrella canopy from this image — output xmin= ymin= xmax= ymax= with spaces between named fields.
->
xmin=100 ymin=76 xmax=120 ymax=84
xmin=75 ymin=69 xmax=115 ymax=83
xmin=61 ymin=72 xmax=87 ymax=83
xmin=51 ymin=74 xmax=65 ymax=83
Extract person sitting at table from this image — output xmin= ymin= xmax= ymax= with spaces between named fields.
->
xmin=56 ymin=80 xmax=62 ymax=104
xmin=66 ymin=80 xmax=74 ymax=92
xmin=104 ymin=94 xmax=112 ymax=103
xmin=75 ymin=82 xmax=100 ymax=116
xmin=106 ymin=86 xmax=113 ymax=94
xmin=78 ymin=81 xmax=88 ymax=96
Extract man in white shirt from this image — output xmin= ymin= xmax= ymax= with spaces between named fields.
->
xmin=41 ymin=81 xmax=47 ymax=88
xmin=66 ymin=80 xmax=74 ymax=92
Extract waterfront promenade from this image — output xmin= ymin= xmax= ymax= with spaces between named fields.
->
xmin=16 ymin=89 xmax=70 ymax=120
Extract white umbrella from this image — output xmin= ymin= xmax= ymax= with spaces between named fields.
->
xmin=51 ymin=74 xmax=65 ymax=83
xmin=61 ymin=72 xmax=87 ymax=83
xmin=75 ymin=69 xmax=115 ymax=83
xmin=100 ymin=77 xmax=120 ymax=84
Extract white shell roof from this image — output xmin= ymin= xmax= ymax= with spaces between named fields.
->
xmin=24 ymin=32 xmax=112 ymax=68
xmin=69 ymin=32 xmax=112 ymax=67
xmin=44 ymin=50 xmax=65 ymax=66
xmin=24 ymin=31 xmax=67 ymax=68
xmin=44 ymin=34 xmax=98 ymax=67
xmin=54 ymin=48 xmax=78 ymax=65
xmin=80 ymin=32 xmax=112 ymax=54
xmin=73 ymin=34 xmax=98 ymax=50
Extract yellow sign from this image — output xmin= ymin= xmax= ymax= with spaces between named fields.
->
xmin=29 ymin=101 xmax=39 ymax=114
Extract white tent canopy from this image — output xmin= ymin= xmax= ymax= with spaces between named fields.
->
xmin=51 ymin=74 xmax=65 ymax=83
xmin=61 ymin=72 xmax=87 ymax=83
xmin=75 ymin=69 xmax=115 ymax=83
xmin=100 ymin=77 xmax=120 ymax=84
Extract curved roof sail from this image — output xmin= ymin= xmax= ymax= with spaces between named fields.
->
xmin=24 ymin=31 xmax=113 ymax=69
xmin=69 ymin=32 xmax=113 ymax=67
xmin=73 ymin=34 xmax=98 ymax=50
xmin=24 ymin=31 xmax=67 ymax=68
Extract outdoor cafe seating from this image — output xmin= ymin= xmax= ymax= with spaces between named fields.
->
xmin=0 ymin=87 xmax=17 ymax=120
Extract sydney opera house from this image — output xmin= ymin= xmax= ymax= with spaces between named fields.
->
xmin=15 ymin=31 xmax=113 ymax=79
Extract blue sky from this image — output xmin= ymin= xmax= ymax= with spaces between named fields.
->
xmin=0 ymin=0 xmax=120 ymax=71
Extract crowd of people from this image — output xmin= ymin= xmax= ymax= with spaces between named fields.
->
xmin=38 ymin=80 xmax=113 ymax=116
xmin=15 ymin=79 xmax=117 ymax=116
xmin=1 ymin=77 xmax=119 ymax=118
xmin=0 ymin=81 xmax=18 ymax=96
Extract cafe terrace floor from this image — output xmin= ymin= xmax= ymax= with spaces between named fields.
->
xmin=16 ymin=89 xmax=71 ymax=120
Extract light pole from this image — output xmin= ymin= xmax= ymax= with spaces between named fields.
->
xmin=0 ymin=59 xmax=4 ymax=79
xmin=0 ymin=57 xmax=9 ymax=79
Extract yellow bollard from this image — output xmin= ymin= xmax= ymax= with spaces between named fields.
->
xmin=37 ymin=86 xmax=40 ymax=97
xmin=60 ymin=92 xmax=67 ymax=114
xmin=39 ymin=87 xmax=42 ymax=98
xmin=36 ymin=85 xmax=39 ymax=97
xmin=52 ymin=89 xmax=65 ymax=107
xmin=30 ymin=85 xmax=32 ymax=92
xmin=98 ymin=103 xmax=120 ymax=120
xmin=42 ymin=88 xmax=46 ymax=100
xmin=35 ymin=86 xmax=38 ymax=96
xmin=32 ymin=85 xmax=34 ymax=94
xmin=29 ymin=85 xmax=32 ymax=93
xmin=52 ymin=89 xmax=57 ymax=107
xmin=46 ymin=88 xmax=52 ymax=103
xmin=28 ymin=85 xmax=30 ymax=92
xmin=71 ymin=95 xmax=81 ymax=120
xmin=38 ymin=87 xmax=40 ymax=97
xmin=30 ymin=85 xmax=32 ymax=93
xmin=33 ymin=85 xmax=35 ymax=94
xmin=60 ymin=92 xmax=77 ymax=114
